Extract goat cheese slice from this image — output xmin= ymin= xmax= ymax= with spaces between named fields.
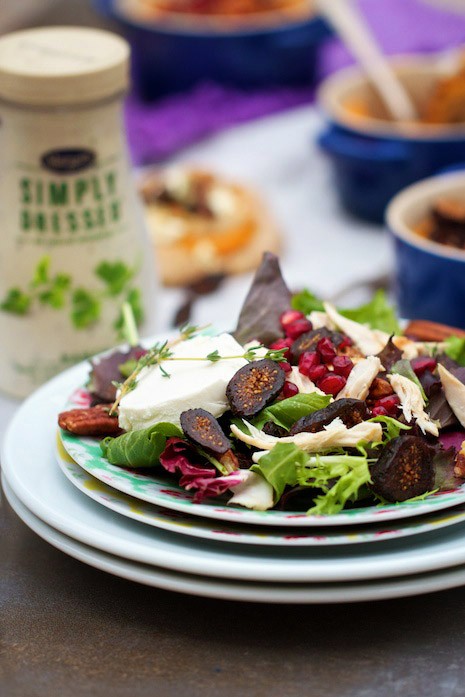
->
xmin=118 ymin=333 xmax=247 ymax=431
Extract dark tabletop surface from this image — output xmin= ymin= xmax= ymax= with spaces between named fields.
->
xmin=3 ymin=480 xmax=465 ymax=697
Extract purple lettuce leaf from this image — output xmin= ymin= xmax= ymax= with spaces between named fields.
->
xmin=88 ymin=346 xmax=147 ymax=402
xmin=376 ymin=338 xmax=403 ymax=372
xmin=233 ymin=252 xmax=291 ymax=346
xmin=433 ymin=445 xmax=460 ymax=492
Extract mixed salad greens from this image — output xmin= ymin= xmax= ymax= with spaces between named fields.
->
xmin=59 ymin=253 xmax=465 ymax=516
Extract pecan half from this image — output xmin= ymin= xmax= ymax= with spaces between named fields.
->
xmin=404 ymin=320 xmax=465 ymax=342
xmin=58 ymin=404 xmax=122 ymax=437
xmin=369 ymin=377 xmax=394 ymax=400
xmin=455 ymin=443 xmax=465 ymax=479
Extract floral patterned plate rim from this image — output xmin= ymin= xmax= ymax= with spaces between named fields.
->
xmin=56 ymin=437 xmax=465 ymax=546
xmin=60 ymin=382 xmax=465 ymax=528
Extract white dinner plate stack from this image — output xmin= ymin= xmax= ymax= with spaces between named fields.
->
xmin=5 ymin=356 xmax=465 ymax=604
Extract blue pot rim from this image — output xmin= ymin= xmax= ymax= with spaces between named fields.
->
xmin=386 ymin=170 xmax=465 ymax=263
xmin=94 ymin=0 xmax=330 ymax=38
xmin=317 ymin=59 xmax=465 ymax=143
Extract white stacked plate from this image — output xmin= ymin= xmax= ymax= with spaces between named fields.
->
xmin=6 ymin=357 xmax=465 ymax=603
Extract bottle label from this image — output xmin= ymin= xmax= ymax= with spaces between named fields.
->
xmin=0 ymin=101 xmax=157 ymax=398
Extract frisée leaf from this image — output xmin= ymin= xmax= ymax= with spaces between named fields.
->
xmin=299 ymin=454 xmax=372 ymax=516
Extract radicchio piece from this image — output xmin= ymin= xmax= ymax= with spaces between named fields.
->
xmin=88 ymin=346 xmax=147 ymax=403
xmin=439 ymin=430 xmax=465 ymax=454
xmin=159 ymin=437 xmax=215 ymax=487
xmin=187 ymin=472 xmax=247 ymax=504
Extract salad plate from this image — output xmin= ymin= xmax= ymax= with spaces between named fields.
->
xmin=7 ymin=368 xmax=465 ymax=584
xmin=56 ymin=252 xmax=465 ymax=527
xmin=56 ymin=438 xmax=465 ymax=547
xmin=7 ymin=477 xmax=465 ymax=604
xmin=60 ymin=382 xmax=465 ymax=527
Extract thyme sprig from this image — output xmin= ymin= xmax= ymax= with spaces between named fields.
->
xmin=110 ymin=323 xmax=206 ymax=414
xmin=110 ymin=333 xmax=287 ymax=415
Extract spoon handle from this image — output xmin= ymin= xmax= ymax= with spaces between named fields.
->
xmin=316 ymin=0 xmax=417 ymax=122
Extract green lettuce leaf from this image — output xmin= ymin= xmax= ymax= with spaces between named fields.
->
xmin=101 ymin=422 xmax=182 ymax=468
xmin=252 ymin=445 xmax=373 ymax=515
xmin=251 ymin=443 xmax=309 ymax=501
xmin=341 ymin=290 xmax=400 ymax=334
xmin=291 ymin=288 xmax=400 ymax=334
xmin=256 ymin=393 xmax=331 ymax=431
xmin=367 ymin=415 xmax=411 ymax=446
xmin=298 ymin=454 xmax=372 ymax=516
xmin=291 ymin=289 xmax=324 ymax=315
xmin=444 ymin=336 xmax=465 ymax=366
xmin=391 ymin=359 xmax=426 ymax=400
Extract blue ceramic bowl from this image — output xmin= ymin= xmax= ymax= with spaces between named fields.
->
xmin=387 ymin=171 xmax=465 ymax=328
xmin=94 ymin=0 xmax=331 ymax=99
xmin=318 ymin=58 xmax=465 ymax=224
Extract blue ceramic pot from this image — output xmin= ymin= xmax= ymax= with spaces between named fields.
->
xmin=94 ymin=0 xmax=332 ymax=99
xmin=387 ymin=171 xmax=465 ymax=328
xmin=318 ymin=60 xmax=465 ymax=224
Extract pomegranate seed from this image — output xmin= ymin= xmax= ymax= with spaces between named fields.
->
xmin=411 ymin=356 xmax=437 ymax=376
xmin=285 ymin=318 xmax=313 ymax=340
xmin=375 ymin=395 xmax=400 ymax=414
xmin=282 ymin=381 xmax=299 ymax=399
xmin=372 ymin=406 xmax=389 ymax=417
xmin=317 ymin=336 xmax=337 ymax=362
xmin=338 ymin=336 xmax=353 ymax=350
xmin=279 ymin=361 xmax=292 ymax=373
xmin=269 ymin=337 xmax=293 ymax=360
xmin=308 ymin=364 xmax=328 ymax=383
xmin=332 ymin=355 xmax=354 ymax=378
xmin=280 ymin=309 xmax=305 ymax=329
xmin=298 ymin=351 xmax=320 ymax=377
xmin=317 ymin=373 xmax=346 ymax=396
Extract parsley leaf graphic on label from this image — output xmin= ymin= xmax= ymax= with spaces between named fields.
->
xmin=0 ymin=288 xmax=31 ymax=315
xmin=71 ymin=288 xmax=101 ymax=329
xmin=95 ymin=261 xmax=135 ymax=296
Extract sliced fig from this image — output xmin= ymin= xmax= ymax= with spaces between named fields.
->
xmin=180 ymin=408 xmax=231 ymax=455
xmin=262 ymin=421 xmax=288 ymax=438
xmin=226 ymin=359 xmax=285 ymax=418
xmin=289 ymin=399 xmax=370 ymax=436
xmin=289 ymin=328 xmax=343 ymax=364
xmin=369 ymin=435 xmax=434 ymax=503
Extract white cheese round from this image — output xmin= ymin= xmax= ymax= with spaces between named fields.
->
xmin=118 ymin=333 xmax=247 ymax=431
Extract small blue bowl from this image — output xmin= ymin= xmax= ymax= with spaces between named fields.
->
xmin=387 ymin=170 xmax=465 ymax=328
xmin=317 ymin=58 xmax=465 ymax=223
xmin=94 ymin=0 xmax=332 ymax=99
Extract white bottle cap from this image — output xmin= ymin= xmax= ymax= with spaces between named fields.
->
xmin=0 ymin=26 xmax=129 ymax=107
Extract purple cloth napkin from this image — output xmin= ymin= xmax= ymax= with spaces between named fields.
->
xmin=125 ymin=0 xmax=465 ymax=165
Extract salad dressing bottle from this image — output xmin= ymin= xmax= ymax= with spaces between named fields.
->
xmin=0 ymin=27 xmax=158 ymax=398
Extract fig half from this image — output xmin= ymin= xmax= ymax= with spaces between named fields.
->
xmin=226 ymin=359 xmax=285 ymax=418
